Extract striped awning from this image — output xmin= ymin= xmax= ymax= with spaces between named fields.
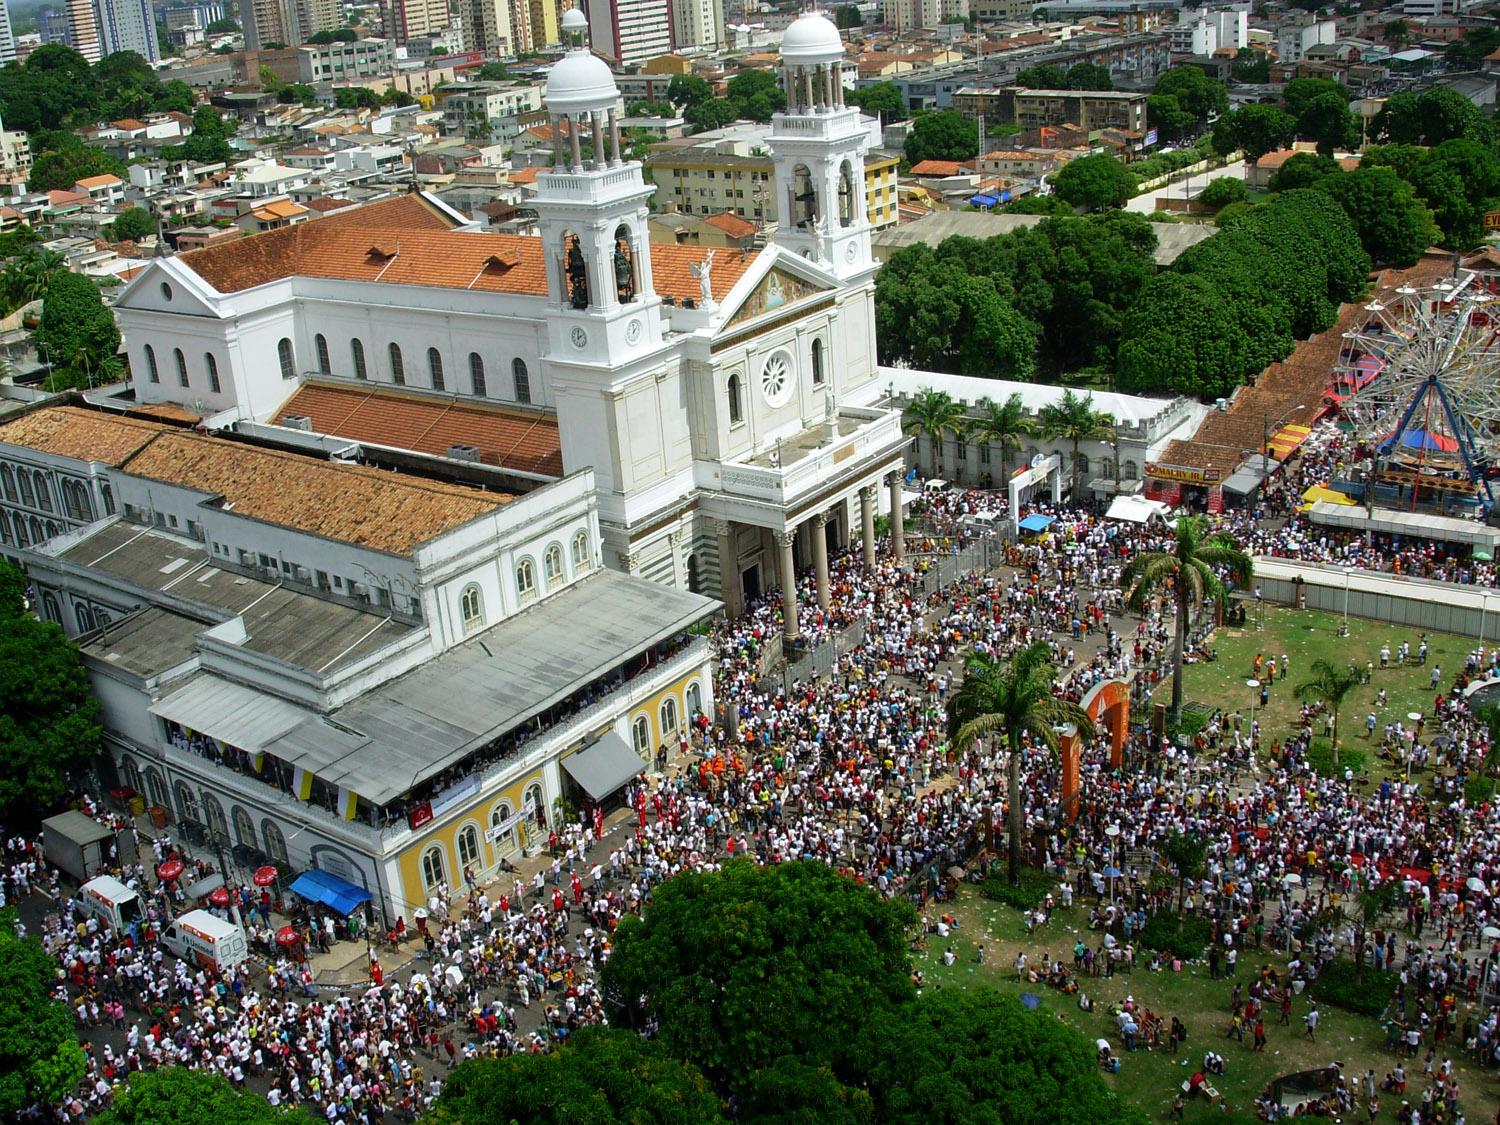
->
xmin=1266 ymin=423 xmax=1312 ymax=460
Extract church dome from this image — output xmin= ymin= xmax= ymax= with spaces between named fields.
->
xmin=544 ymin=40 xmax=619 ymax=114
xmin=779 ymin=10 xmax=844 ymax=65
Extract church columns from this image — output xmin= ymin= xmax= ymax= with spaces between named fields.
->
xmin=860 ymin=485 xmax=877 ymax=572
xmin=568 ymin=116 xmax=582 ymax=169
xmin=607 ymin=109 xmax=622 ymax=165
xmin=888 ymin=472 xmax=905 ymax=564
xmin=774 ymin=529 xmax=800 ymax=642
xmin=714 ymin=519 xmax=742 ymax=620
xmin=590 ymin=111 xmax=605 ymax=167
xmin=812 ymin=511 xmax=830 ymax=611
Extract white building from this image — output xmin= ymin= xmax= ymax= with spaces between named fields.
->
xmin=93 ymin=0 xmax=162 ymax=61
xmin=886 ymin=0 xmax=941 ymax=32
xmin=670 ymin=0 xmax=724 ymax=51
xmin=1171 ymin=7 xmax=1247 ymax=54
xmin=1277 ymin=19 xmax=1335 ymax=63
xmin=0 ymin=0 xmax=17 ymax=64
xmin=584 ymin=0 xmax=671 ymax=65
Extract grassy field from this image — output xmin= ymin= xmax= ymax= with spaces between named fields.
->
xmin=914 ymin=889 xmax=1497 ymax=1123
xmin=1153 ymin=606 xmax=1474 ymax=776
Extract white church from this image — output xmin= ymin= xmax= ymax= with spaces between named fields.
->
xmin=112 ymin=8 xmax=911 ymax=642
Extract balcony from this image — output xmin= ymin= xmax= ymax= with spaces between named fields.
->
xmin=715 ymin=407 xmax=906 ymax=509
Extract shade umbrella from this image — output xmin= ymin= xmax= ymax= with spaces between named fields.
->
xmin=1477 ymin=550 xmax=1494 ymax=563
xmin=276 ymin=925 xmax=301 ymax=947
xmin=253 ymin=865 xmax=278 ymax=888
xmin=156 ymin=858 xmax=185 ymax=882
xmin=1469 ymin=877 xmax=1489 ymax=893
xmin=946 ymin=865 xmax=966 ymax=879
xmin=1407 ymin=712 xmax=1424 ymax=723
xmin=413 ymin=907 xmax=429 ymax=920
xmin=209 ymin=887 xmax=231 ymax=907
xmin=1484 ymin=926 xmax=1500 ymax=940
xmin=1282 ymin=873 xmax=1303 ymax=886
xmin=1104 ymin=866 xmax=1123 ymax=878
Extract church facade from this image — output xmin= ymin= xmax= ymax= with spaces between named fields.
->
xmin=113 ymin=9 xmax=909 ymax=641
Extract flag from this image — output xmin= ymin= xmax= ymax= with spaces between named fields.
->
xmin=292 ymin=766 xmax=314 ymax=801
xmin=337 ymin=787 xmax=359 ymax=820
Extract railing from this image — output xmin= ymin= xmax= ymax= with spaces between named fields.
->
xmin=720 ymin=410 xmax=905 ymax=506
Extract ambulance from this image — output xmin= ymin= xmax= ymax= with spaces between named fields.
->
xmin=160 ymin=910 xmax=249 ymax=972
xmin=77 ymin=874 xmax=145 ymax=935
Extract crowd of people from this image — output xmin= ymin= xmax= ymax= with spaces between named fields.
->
xmin=11 ymin=474 xmax=1500 ymax=1123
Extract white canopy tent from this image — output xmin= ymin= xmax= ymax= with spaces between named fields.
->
xmin=1105 ymin=495 xmax=1172 ymax=524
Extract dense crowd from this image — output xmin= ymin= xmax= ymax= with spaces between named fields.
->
xmin=12 ymin=479 xmax=1500 ymax=1123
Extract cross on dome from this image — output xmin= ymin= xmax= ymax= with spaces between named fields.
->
xmin=543 ymin=8 xmax=619 ymax=116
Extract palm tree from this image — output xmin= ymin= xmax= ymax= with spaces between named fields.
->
xmin=901 ymin=387 xmax=966 ymax=481
xmin=1294 ymin=659 xmax=1364 ymax=766
xmin=1162 ymin=830 xmax=1207 ymax=912
xmin=1037 ymin=388 xmax=1114 ymax=502
xmin=967 ymin=392 xmax=1033 ymax=486
xmin=949 ymin=642 xmax=1095 ymax=885
xmin=1121 ymin=516 xmax=1253 ymax=725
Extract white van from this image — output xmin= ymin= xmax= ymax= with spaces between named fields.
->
xmin=160 ymin=909 xmax=248 ymax=972
xmin=77 ymin=875 xmax=145 ymax=935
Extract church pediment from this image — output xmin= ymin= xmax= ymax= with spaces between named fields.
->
xmin=722 ymin=265 xmax=829 ymax=330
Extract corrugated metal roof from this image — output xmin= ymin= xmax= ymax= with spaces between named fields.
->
xmin=151 ymin=677 xmax=313 ymax=750
xmin=561 ymin=731 xmax=645 ymax=800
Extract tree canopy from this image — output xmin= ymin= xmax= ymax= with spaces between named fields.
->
xmin=36 ymin=271 xmax=121 ymax=389
xmin=1016 ymin=62 xmax=1111 ymax=90
xmin=93 ymin=1067 xmax=310 ymax=1125
xmin=109 ymin=206 xmax=155 ymax=242
xmin=1052 ymin=153 xmax=1135 ymax=210
xmin=1153 ymin=66 xmax=1228 ymax=123
xmin=429 ymin=1027 xmax=726 ymax=1125
xmin=1198 ymin=175 xmax=1247 ymax=208
xmin=1211 ymin=103 xmax=1296 ymax=161
xmin=27 ymin=130 xmax=126 ymax=193
xmin=903 ymin=110 xmax=979 ymax=164
xmin=0 ymin=911 xmax=87 ymax=1117
xmin=846 ymin=80 xmax=905 ymax=119
xmin=0 ymin=47 xmax=198 ymax=132
xmin=1316 ymin=165 xmax=1437 ymax=267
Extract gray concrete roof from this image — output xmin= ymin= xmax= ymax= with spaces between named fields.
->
xmin=80 ymin=606 xmax=205 ymax=678
xmin=872 ymin=209 xmax=1216 ymax=266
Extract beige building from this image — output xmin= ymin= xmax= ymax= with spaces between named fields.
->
xmin=954 ymin=86 xmax=1149 ymax=133
xmin=528 ymin=0 xmax=563 ymax=48
xmin=389 ymin=0 xmax=451 ymax=41
xmin=66 ymin=0 xmax=102 ymax=61
xmin=463 ymin=0 xmax=514 ymax=54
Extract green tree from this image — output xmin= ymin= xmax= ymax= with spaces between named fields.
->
xmin=904 ymin=110 xmax=979 ymax=164
xmin=726 ymin=68 xmax=786 ymax=120
xmin=1445 ymin=25 xmax=1500 ymax=67
xmin=428 ymin=1027 xmax=726 ymax=1125
xmin=1294 ymin=659 xmax=1365 ymax=765
xmin=1417 ymin=86 xmax=1484 ymax=144
xmin=602 ymin=861 xmax=916 ymax=1088
xmin=846 ymin=80 xmax=904 ymax=119
xmin=667 ymin=73 xmax=713 ymax=109
xmin=861 ymin=989 xmax=1147 ymax=1125
xmin=900 ymin=386 xmax=967 ymax=479
xmin=475 ymin=61 xmax=511 ymax=80
xmin=949 ymin=642 xmax=1094 ymax=884
xmin=685 ymin=97 xmax=739 ymax=131
xmin=1231 ymin=47 xmax=1269 ymax=83
xmin=278 ymin=83 xmax=318 ymax=106
xmin=1122 ymin=516 xmax=1252 ymax=722
xmin=1162 ymin=831 xmax=1207 ymax=911
xmin=0 ymin=561 xmax=28 ymax=619
xmin=1117 ymin=272 xmax=1248 ymax=397
xmin=1296 ymin=90 xmax=1359 ymax=154
xmin=739 ymin=1055 xmax=873 ymax=1125
xmin=1198 ymin=175 xmax=1247 ymax=208
xmin=1 ymin=248 xmax=65 ymax=310
xmin=27 ymin=130 xmax=127 ymax=193
xmin=36 ymin=271 xmax=121 ymax=389
xmin=1371 ymin=90 xmax=1422 ymax=145
xmin=1016 ymin=63 xmax=1068 ymax=89
xmin=1212 ymin=103 xmax=1296 ymax=161
xmin=1269 ymin=151 xmax=1338 ymax=191
xmin=834 ymin=4 xmax=862 ymax=28
xmin=1384 ymin=18 xmax=1409 ymax=45
xmin=1004 ymin=194 xmax=1074 ymax=215
xmin=1350 ymin=882 xmax=1400 ymax=982
xmin=1065 ymin=62 xmax=1112 ymax=90
xmin=1146 ymin=93 xmax=1196 ymax=142
xmin=1037 ymin=388 xmax=1113 ymax=499
xmin=627 ymin=98 xmax=674 ymax=117
xmin=1408 ymin=139 xmax=1500 ymax=249
xmin=1318 ymin=165 xmax=1436 ymax=266
xmin=206 ymin=16 xmax=240 ymax=32
xmin=108 ymin=206 xmax=154 ymax=242
xmin=1282 ymin=76 xmax=1348 ymax=119
xmin=0 ymin=912 xmax=86 ymax=1117
xmin=334 ymin=85 xmax=381 ymax=109
xmin=967 ymin=393 xmax=1033 ymax=482
xmin=1051 ymin=153 xmax=1134 ymax=209
xmin=1154 ymin=66 xmax=1228 ymax=123
xmin=94 ymin=1067 xmax=308 ymax=1124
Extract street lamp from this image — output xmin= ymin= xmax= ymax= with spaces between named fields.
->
xmin=1104 ymin=823 xmax=1121 ymax=906
xmin=1341 ymin=568 xmax=1351 ymax=637
xmin=1246 ymin=678 xmax=1261 ymax=763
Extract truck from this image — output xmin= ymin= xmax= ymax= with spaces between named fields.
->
xmin=43 ymin=810 xmax=132 ymax=883
xmin=159 ymin=909 xmax=249 ymax=972
xmin=76 ymin=874 xmax=145 ymax=936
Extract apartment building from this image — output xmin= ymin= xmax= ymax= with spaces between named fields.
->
xmin=585 ymin=0 xmax=671 ymax=65
xmin=953 ymin=86 xmax=1148 ymax=132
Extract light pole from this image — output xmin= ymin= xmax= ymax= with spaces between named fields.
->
xmin=1104 ymin=823 xmax=1121 ymax=906
xmin=1341 ymin=568 xmax=1351 ymax=637
xmin=1246 ymin=678 xmax=1261 ymax=763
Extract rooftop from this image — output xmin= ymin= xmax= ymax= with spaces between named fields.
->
xmin=274 ymin=380 xmax=565 ymax=477
xmin=58 ymin=521 xmax=414 ymax=673
xmin=0 ymin=405 xmax=174 ymax=465
xmin=78 ymin=606 xmax=207 ymax=679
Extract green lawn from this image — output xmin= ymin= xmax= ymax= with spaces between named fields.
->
xmin=1155 ymin=606 xmax=1473 ymax=779
xmin=915 ymin=889 xmax=1497 ymax=1123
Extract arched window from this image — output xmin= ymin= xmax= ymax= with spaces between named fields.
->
xmin=469 ymin=353 xmax=487 ymax=396
xmin=351 ymin=339 xmax=368 ymax=379
xmin=812 ymin=338 xmax=825 ymax=385
xmin=101 ymin=484 xmax=114 ymax=515
xmin=202 ymin=794 xmax=228 ymax=845
xmin=790 ymin=163 xmax=817 ymax=228
xmin=232 ymin=805 xmax=255 ymax=847
xmin=544 ymin=543 xmax=563 ymax=584
xmin=145 ymin=768 xmax=168 ymax=811
xmin=0 ymin=512 xmax=10 ymax=545
xmin=63 ymin=481 xmax=91 ymax=522
xmin=686 ymin=680 xmax=702 ymax=718
xmin=460 ymin=583 xmax=484 ymax=634
xmin=204 ymin=352 xmax=221 ymax=394
xmin=631 ymin=715 xmax=651 ymax=756
xmin=75 ymin=603 xmax=93 ymax=632
xmin=175 ymin=781 xmax=199 ymax=824
xmin=562 ymin=230 xmax=589 ymax=308
xmin=144 ymin=344 xmax=160 ymax=383
xmin=32 ymin=472 xmax=51 ymax=512
xmin=262 ymin=821 xmax=288 ymax=865
xmin=1122 ymin=460 xmax=1139 ymax=480
xmin=421 ymin=844 xmax=447 ymax=891
xmin=612 ymin=224 xmax=637 ymax=303
xmin=571 ymin=531 xmax=590 ymax=572
xmin=277 ymin=337 xmax=295 ymax=379
xmin=389 ymin=343 xmax=405 ymax=385
xmin=119 ymin=755 xmax=144 ymax=795
xmin=428 ymin=347 xmax=444 ymax=391
xmin=512 ymin=358 xmax=530 ymax=404
xmin=1075 ymin=452 xmax=1089 ymax=477
xmin=838 ymin=160 xmax=856 ymax=227
xmin=315 ymin=334 xmax=331 ymax=374
xmin=29 ymin=516 xmax=42 ymax=543
xmin=516 ymin=558 xmax=537 ymax=603
xmin=660 ymin=696 xmax=679 ymax=738
xmin=525 ymin=783 xmax=545 ymax=828
xmin=41 ymin=590 xmax=60 ymax=622
xmin=457 ymin=824 xmax=480 ymax=869
xmin=0 ymin=465 xmax=13 ymax=502
xmin=490 ymin=802 xmax=517 ymax=853
xmin=727 ymin=373 xmax=743 ymax=424
xmin=13 ymin=517 xmax=28 ymax=547
xmin=17 ymin=471 xmax=32 ymax=507
xmin=174 ymin=347 xmax=188 ymax=387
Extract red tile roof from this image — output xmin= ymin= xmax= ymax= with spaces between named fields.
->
xmin=178 ymin=193 xmax=759 ymax=304
xmin=907 ymin=159 xmax=969 ymax=176
xmin=703 ymin=211 xmax=757 ymax=239
xmin=275 ymin=380 xmax=565 ymax=477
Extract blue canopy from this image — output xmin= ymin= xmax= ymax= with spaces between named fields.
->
xmin=1018 ymin=514 xmax=1056 ymax=533
xmin=289 ymin=869 xmax=372 ymax=915
xmin=970 ymin=193 xmax=999 ymax=207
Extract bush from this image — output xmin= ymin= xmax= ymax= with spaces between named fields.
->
xmin=1465 ymin=775 xmax=1497 ymax=804
xmin=1304 ymin=740 xmax=1365 ymax=777
xmin=1310 ymin=957 xmax=1397 ymax=1017
xmin=979 ymin=866 xmax=1055 ymax=910
xmin=1139 ymin=912 xmax=1213 ymax=959
xmin=1199 ymin=176 xmax=1248 ymax=208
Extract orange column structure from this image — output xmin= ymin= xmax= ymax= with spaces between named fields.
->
xmin=1081 ymin=678 xmax=1131 ymax=770
xmin=1059 ymin=726 xmax=1081 ymax=823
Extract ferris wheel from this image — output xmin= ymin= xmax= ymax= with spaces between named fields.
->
xmin=1332 ymin=271 xmax=1500 ymax=510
